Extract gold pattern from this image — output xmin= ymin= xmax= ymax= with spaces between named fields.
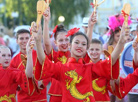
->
xmin=92 ymin=78 xmax=106 ymax=94
xmin=0 ymin=94 xmax=15 ymax=102
xmin=65 ymin=70 xmax=93 ymax=102
xmin=58 ymin=56 xmax=67 ymax=64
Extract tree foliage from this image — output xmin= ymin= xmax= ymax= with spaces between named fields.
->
xmin=1 ymin=0 xmax=91 ymax=28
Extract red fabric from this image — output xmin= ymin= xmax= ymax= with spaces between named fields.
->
xmin=66 ymin=28 xmax=80 ymax=37
xmin=10 ymin=50 xmax=47 ymax=102
xmin=50 ymin=96 xmax=62 ymax=102
xmin=34 ymin=56 xmax=119 ymax=102
xmin=108 ymin=67 xmax=138 ymax=99
xmin=83 ymin=53 xmax=91 ymax=63
xmin=90 ymin=60 xmax=110 ymax=101
xmin=0 ymin=67 xmax=32 ymax=102
xmin=47 ymin=49 xmax=70 ymax=96
xmin=90 ymin=59 xmax=119 ymax=101
xmin=133 ymin=60 xmax=137 ymax=70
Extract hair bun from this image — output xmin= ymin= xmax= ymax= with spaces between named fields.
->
xmin=57 ymin=24 xmax=64 ymax=31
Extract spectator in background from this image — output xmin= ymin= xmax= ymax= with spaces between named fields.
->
xmin=130 ymin=25 xmax=137 ymax=39
xmin=82 ymin=17 xmax=104 ymax=44
xmin=102 ymin=27 xmax=110 ymax=44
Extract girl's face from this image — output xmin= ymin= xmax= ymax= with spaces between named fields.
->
xmin=0 ymin=48 xmax=11 ymax=68
xmin=55 ymin=32 xmax=69 ymax=52
xmin=71 ymin=35 xmax=87 ymax=58
xmin=114 ymin=32 xmax=120 ymax=43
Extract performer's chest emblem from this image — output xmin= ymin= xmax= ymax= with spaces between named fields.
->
xmin=65 ymin=70 xmax=93 ymax=102
xmin=58 ymin=56 xmax=67 ymax=64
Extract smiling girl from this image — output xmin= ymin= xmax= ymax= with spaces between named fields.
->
xmin=31 ymin=19 xmax=127 ymax=101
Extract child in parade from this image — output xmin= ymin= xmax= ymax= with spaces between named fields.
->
xmin=31 ymin=18 xmax=127 ymax=101
xmin=42 ymin=7 xmax=97 ymax=102
xmin=10 ymin=29 xmax=49 ymax=102
xmin=0 ymin=38 xmax=34 ymax=102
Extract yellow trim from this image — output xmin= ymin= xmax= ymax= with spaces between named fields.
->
xmin=17 ymin=61 xmax=23 ymax=69
xmin=39 ymin=57 xmax=47 ymax=80
xmin=118 ymin=78 xmax=122 ymax=98
xmin=0 ymin=94 xmax=15 ymax=102
xmin=110 ymin=56 xmax=113 ymax=79
xmin=48 ymin=93 xmax=62 ymax=96
xmin=32 ymin=99 xmax=47 ymax=102
xmin=34 ymin=57 xmax=38 ymax=81
xmin=25 ymin=73 xmax=35 ymax=96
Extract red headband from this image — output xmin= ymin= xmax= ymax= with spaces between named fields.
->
xmin=66 ymin=28 xmax=80 ymax=37
xmin=51 ymin=25 xmax=58 ymax=38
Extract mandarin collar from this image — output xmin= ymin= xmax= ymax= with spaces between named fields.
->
xmin=67 ymin=57 xmax=85 ymax=64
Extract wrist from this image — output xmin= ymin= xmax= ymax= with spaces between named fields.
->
xmin=27 ymin=51 xmax=32 ymax=56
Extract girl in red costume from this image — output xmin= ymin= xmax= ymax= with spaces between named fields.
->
xmin=31 ymin=19 xmax=127 ymax=101
xmin=42 ymin=7 xmax=97 ymax=102
xmin=0 ymin=38 xmax=34 ymax=102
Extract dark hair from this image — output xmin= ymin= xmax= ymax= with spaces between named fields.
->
xmin=16 ymin=29 xmax=30 ymax=39
xmin=108 ymin=27 xmax=121 ymax=45
xmin=70 ymin=31 xmax=89 ymax=49
xmin=91 ymin=39 xmax=102 ymax=46
xmin=54 ymin=24 xmax=67 ymax=40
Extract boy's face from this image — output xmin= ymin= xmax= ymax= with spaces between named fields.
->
xmin=88 ymin=43 xmax=102 ymax=60
xmin=0 ymin=48 xmax=11 ymax=68
xmin=16 ymin=33 xmax=30 ymax=51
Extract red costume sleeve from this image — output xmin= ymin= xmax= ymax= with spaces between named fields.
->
xmin=34 ymin=56 xmax=62 ymax=81
xmin=92 ymin=56 xmax=119 ymax=80
xmin=42 ymin=78 xmax=51 ymax=86
xmin=11 ymin=69 xmax=35 ymax=95
xmin=133 ymin=60 xmax=138 ymax=70
xmin=108 ymin=67 xmax=138 ymax=99
xmin=83 ymin=53 xmax=91 ymax=63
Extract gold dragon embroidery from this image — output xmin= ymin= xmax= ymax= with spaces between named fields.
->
xmin=0 ymin=94 xmax=15 ymax=102
xmin=65 ymin=70 xmax=93 ymax=102
xmin=58 ymin=56 xmax=67 ymax=64
xmin=92 ymin=78 xmax=106 ymax=94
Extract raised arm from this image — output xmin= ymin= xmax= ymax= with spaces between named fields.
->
xmin=87 ymin=11 xmax=97 ymax=42
xmin=32 ymin=22 xmax=45 ymax=65
xmin=111 ymin=23 xmax=127 ymax=65
xmin=43 ymin=7 xmax=52 ymax=55
xmin=25 ymin=36 xmax=34 ymax=78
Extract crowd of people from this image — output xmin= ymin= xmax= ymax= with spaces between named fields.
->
xmin=0 ymin=5 xmax=138 ymax=102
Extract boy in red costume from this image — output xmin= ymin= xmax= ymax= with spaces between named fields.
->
xmin=10 ymin=29 xmax=49 ymax=102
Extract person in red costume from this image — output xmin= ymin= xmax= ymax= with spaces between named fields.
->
xmin=88 ymin=39 xmax=111 ymax=101
xmin=42 ymin=7 xmax=97 ymax=102
xmin=30 ymin=18 xmax=127 ymax=101
xmin=10 ymin=29 xmax=49 ymax=102
xmin=0 ymin=40 xmax=34 ymax=102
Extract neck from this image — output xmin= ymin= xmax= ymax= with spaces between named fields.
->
xmin=20 ymin=49 xmax=26 ymax=55
xmin=91 ymin=58 xmax=100 ymax=63
xmin=71 ymin=53 xmax=82 ymax=62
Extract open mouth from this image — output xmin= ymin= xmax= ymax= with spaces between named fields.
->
xmin=4 ymin=61 xmax=9 ymax=64
xmin=76 ymin=49 xmax=83 ymax=53
xmin=61 ymin=45 xmax=68 ymax=49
